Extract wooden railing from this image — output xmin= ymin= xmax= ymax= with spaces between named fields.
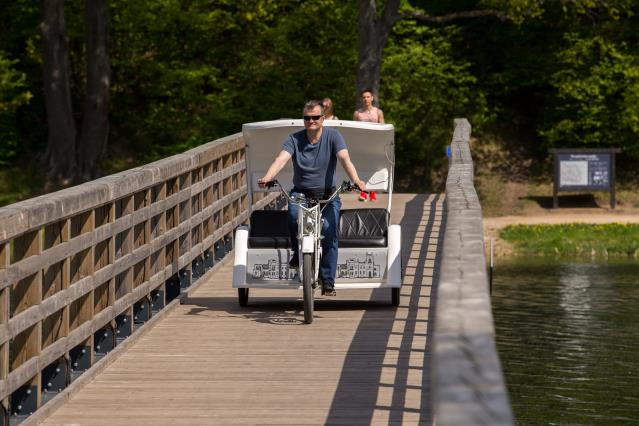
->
xmin=0 ymin=132 xmax=277 ymax=422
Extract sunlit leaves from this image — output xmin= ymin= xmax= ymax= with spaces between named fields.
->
xmin=382 ymin=23 xmax=489 ymax=189
xmin=0 ymin=52 xmax=32 ymax=167
xmin=0 ymin=53 xmax=31 ymax=113
xmin=541 ymin=35 xmax=639 ymax=155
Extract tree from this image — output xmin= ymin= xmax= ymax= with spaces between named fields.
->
xmin=42 ymin=0 xmax=76 ymax=184
xmin=356 ymin=0 xmax=400 ymax=104
xmin=78 ymin=0 xmax=110 ymax=181
xmin=356 ymin=0 xmax=507 ymax=107
xmin=41 ymin=0 xmax=110 ymax=185
xmin=541 ymin=35 xmax=639 ymax=157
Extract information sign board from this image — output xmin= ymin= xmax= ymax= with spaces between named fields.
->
xmin=557 ymin=153 xmax=611 ymax=189
xmin=550 ymin=148 xmax=620 ymax=209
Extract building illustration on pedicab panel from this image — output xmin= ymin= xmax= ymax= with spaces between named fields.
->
xmin=337 ymin=252 xmax=381 ymax=279
xmin=252 ymin=258 xmax=297 ymax=280
xmin=250 ymin=252 xmax=381 ymax=280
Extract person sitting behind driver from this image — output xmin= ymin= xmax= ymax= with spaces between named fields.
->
xmin=353 ymin=88 xmax=384 ymax=202
xmin=322 ymin=97 xmax=338 ymax=120
xmin=258 ymin=100 xmax=366 ymax=296
xmin=353 ymin=89 xmax=384 ymax=124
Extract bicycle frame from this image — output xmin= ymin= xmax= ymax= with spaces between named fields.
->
xmin=268 ymin=181 xmax=356 ymax=286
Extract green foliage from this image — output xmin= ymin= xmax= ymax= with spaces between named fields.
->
xmin=2 ymin=0 xmax=639 ymax=203
xmin=480 ymin=0 xmax=544 ymax=21
xmin=0 ymin=52 xmax=31 ymax=113
xmin=541 ymin=35 xmax=639 ymax=157
xmin=500 ymin=223 xmax=639 ymax=256
xmin=382 ymin=23 xmax=490 ymax=189
xmin=0 ymin=166 xmax=43 ymax=206
xmin=0 ymin=52 xmax=32 ymax=167
xmin=106 ymin=0 xmax=356 ymax=163
xmin=0 ymin=1 xmax=44 ymax=170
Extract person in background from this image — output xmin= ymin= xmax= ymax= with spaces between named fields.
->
xmin=322 ymin=98 xmax=338 ymax=120
xmin=353 ymin=89 xmax=384 ymax=124
xmin=353 ymin=89 xmax=383 ymax=201
xmin=258 ymin=100 xmax=366 ymax=296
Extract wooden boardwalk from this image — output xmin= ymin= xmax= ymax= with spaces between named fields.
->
xmin=41 ymin=193 xmax=445 ymax=425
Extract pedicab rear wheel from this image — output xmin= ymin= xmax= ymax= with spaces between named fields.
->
xmin=238 ymin=288 xmax=249 ymax=307
xmin=302 ymin=253 xmax=314 ymax=324
xmin=391 ymin=251 xmax=403 ymax=306
xmin=391 ymin=287 xmax=400 ymax=307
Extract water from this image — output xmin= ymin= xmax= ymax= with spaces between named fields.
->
xmin=492 ymin=257 xmax=639 ymax=425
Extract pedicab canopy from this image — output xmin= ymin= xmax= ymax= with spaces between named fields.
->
xmin=242 ymin=119 xmax=395 ymax=195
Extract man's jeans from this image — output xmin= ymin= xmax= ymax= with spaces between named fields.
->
xmin=287 ymin=191 xmax=341 ymax=285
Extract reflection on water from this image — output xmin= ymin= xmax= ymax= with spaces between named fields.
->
xmin=492 ymin=257 xmax=639 ymax=425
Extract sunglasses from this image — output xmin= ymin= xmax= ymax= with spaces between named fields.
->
xmin=303 ymin=115 xmax=323 ymax=121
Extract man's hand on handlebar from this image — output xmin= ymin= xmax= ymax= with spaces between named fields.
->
xmin=342 ymin=179 xmax=367 ymax=192
xmin=257 ymin=177 xmax=277 ymax=188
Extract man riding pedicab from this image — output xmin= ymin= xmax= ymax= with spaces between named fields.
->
xmin=257 ymin=100 xmax=366 ymax=296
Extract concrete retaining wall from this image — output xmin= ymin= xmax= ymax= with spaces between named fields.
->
xmin=432 ymin=118 xmax=513 ymax=425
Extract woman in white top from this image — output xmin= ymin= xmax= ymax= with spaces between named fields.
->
xmin=353 ymin=89 xmax=385 ymax=123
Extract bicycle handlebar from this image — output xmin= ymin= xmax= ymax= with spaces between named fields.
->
xmin=263 ymin=180 xmax=362 ymax=206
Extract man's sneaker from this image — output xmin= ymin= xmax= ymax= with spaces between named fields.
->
xmin=370 ymin=191 xmax=377 ymax=202
xmin=322 ymin=282 xmax=336 ymax=296
xmin=358 ymin=191 xmax=368 ymax=202
xmin=289 ymin=254 xmax=299 ymax=269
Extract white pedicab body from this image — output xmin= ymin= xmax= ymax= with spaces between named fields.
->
xmin=233 ymin=119 xmax=402 ymax=307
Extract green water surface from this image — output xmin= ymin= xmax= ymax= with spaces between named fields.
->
xmin=492 ymin=257 xmax=639 ymax=425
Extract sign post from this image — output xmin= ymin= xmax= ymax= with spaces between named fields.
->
xmin=550 ymin=148 xmax=621 ymax=209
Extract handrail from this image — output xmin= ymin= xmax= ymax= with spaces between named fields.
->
xmin=0 ymin=118 xmax=513 ymax=423
xmin=0 ymin=132 xmax=278 ymax=419
xmin=433 ymin=118 xmax=514 ymax=425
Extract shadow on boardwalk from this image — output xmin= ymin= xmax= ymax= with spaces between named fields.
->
xmin=184 ymin=193 xmax=445 ymax=424
xmin=321 ymin=194 xmax=445 ymax=425
xmin=39 ymin=194 xmax=445 ymax=426
xmin=185 ymin=297 xmax=395 ymax=326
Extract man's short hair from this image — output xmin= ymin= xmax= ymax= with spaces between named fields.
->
xmin=360 ymin=88 xmax=374 ymax=95
xmin=303 ymin=100 xmax=324 ymax=114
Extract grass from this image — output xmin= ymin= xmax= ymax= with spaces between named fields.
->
xmin=499 ymin=223 xmax=639 ymax=256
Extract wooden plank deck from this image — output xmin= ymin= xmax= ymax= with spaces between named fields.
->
xmin=41 ymin=193 xmax=445 ymax=425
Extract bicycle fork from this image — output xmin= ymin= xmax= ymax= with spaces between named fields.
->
xmin=297 ymin=204 xmax=322 ymax=286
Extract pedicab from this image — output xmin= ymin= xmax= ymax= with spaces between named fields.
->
xmin=233 ymin=119 xmax=402 ymax=324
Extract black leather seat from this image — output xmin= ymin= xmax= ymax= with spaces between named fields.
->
xmin=248 ymin=210 xmax=291 ymax=248
xmin=338 ymin=208 xmax=388 ymax=248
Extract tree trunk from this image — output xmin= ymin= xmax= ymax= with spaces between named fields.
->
xmin=356 ymin=0 xmax=400 ymax=108
xmin=78 ymin=0 xmax=110 ymax=181
xmin=42 ymin=0 xmax=76 ymax=185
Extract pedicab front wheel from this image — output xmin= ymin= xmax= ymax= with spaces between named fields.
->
xmin=238 ymin=288 xmax=249 ymax=307
xmin=302 ymin=253 xmax=314 ymax=324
